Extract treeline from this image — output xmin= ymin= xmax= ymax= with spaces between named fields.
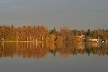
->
xmin=0 ymin=25 xmax=108 ymax=42
xmin=0 ymin=25 xmax=74 ymax=42
xmin=85 ymin=29 xmax=108 ymax=41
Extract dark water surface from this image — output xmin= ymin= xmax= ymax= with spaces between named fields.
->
xmin=0 ymin=42 xmax=108 ymax=72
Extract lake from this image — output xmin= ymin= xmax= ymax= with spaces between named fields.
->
xmin=0 ymin=42 xmax=108 ymax=72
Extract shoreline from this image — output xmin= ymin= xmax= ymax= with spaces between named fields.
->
xmin=0 ymin=41 xmax=107 ymax=43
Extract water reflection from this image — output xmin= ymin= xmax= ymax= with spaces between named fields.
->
xmin=0 ymin=42 xmax=108 ymax=58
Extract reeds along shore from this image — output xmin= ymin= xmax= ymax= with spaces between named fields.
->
xmin=0 ymin=25 xmax=108 ymax=42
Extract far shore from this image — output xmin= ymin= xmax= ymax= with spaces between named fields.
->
xmin=0 ymin=41 xmax=42 ymax=42
xmin=0 ymin=41 xmax=108 ymax=43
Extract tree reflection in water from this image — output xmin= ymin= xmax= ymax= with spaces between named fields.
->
xmin=0 ymin=42 xmax=108 ymax=58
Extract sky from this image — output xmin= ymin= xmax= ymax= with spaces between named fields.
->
xmin=0 ymin=0 xmax=108 ymax=30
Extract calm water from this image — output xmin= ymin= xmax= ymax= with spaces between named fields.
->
xmin=0 ymin=42 xmax=108 ymax=72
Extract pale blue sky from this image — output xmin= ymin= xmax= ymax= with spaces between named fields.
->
xmin=0 ymin=0 xmax=108 ymax=30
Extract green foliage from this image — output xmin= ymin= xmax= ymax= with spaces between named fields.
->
xmin=52 ymin=27 xmax=56 ymax=35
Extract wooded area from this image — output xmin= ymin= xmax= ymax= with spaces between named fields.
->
xmin=0 ymin=25 xmax=108 ymax=42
